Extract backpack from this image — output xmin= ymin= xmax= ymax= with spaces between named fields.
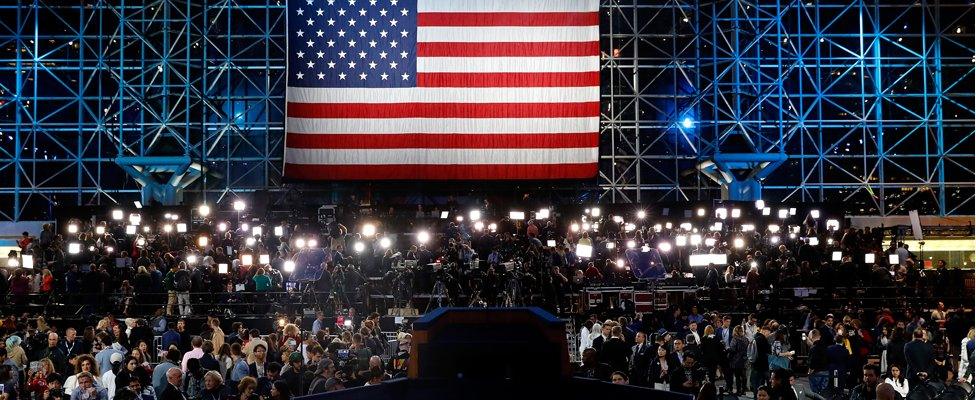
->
xmin=174 ymin=270 xmax=191 ymax=292
xmin=747 ymin=339 xmax=757 ymax=363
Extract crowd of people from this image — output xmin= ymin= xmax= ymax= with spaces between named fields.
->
xmin=0 ymin=200 xmax=972 ymax=400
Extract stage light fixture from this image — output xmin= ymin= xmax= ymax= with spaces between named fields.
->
xmin=275 ymin=226 xmax=284 ymax=237
xmin=705 ymin=238 xmax=717 ymax=247
xmin=570 ymin=223 xmax=580 ymax=233
xmin=681 ymin=117 xmax=694 ymax=129
xmin=690 ymin=234 xmax=702 ymax=246
xmin=590 ymin=207 xmax=601 ymax=217
xmin=163 ymin=224 xmax=173 ymax=233
xmin=112 ymin=210 xmax=124 ymax=220
xmin=68 ymin=242 xmax=81 ymax=254
xmin=241 ymin=254 xmax=253 ymax=266
xmin=198 ymin=236 xmax=209 ymax=247
xmin=810 ymin=210 xmax=821 ymax=219
xmin=547 ymin=240 xmax=556 ymax=247
xmin=658 ymin=242 xmax=672 ymax=253
xmin=354 ymin=242 xmax=366 ymax=253
xmin=675 ymin=235 xmax=688 ymax=247
xmin=509 ymin=211 xmax=525 ymax=220
xmin=245 ymin=237 xmax=256 ymax=246
xmin=136 ymin=237 xmax=146 ymax=247
xmin=283 ymin=261 xmax=295 ymax=273
xmin=612 ymin=215 xmax=623 ymax=223
xmin=616 ymin=259 xmax=625 ymax=268
xmin=733 ymin=237 xmax=744 ymax=249
xmin=731 ymin=208 xmax=741 ymax=218
xmin=768 ymin=224 xmax=780 ymax=233
xmin=134 ymin=201 xmax=142 ymax=209
xmin=95 ymin=226 xmax=105 ymax=235
xmin=361 ymin=223 xmax=376 ymax=237
xmin=295 ymin=238 xmax=306 ymax=249
xmin=187 ymin=255 xmax=198 ymax=264
xmin=308 ymin=239 xmax=318 ymax=248
xmin=417 ymin=230 xmax=431 ymax=244
xmin=488 ymin=223 xmax=497 ymax=232
xmin=177 ymin=223 xmax=187 ymax=233
xmin=379 ymin=237 xmax=392 ymax=249
xmin=832 ymin=251 xmax=842 ymax=261
xmin=474 ymin=221 xmax=485 ymax=231
xmin=888 ymin=254 xmax=899 ymax=265
xmin=576 ymin=244 xmax=593 ymax=258
xmin=233 ymin=200 xmax=246 ymax=211
xmin=762 ymin=207 xmax=771 ymax=216
xmin=778 ymin=209 xmax=789 ymax=219
xmin=697 ymin=208 xmax=706 ymax=217
xmin=770 ymin=236 xmax=780 ymax=244
xmin=218 ymin=263 xmax=229 ymax=274
xmin=469 ymin=210 xmax=481 ymax=221
xmin=742 ymin=224 xmax=755 ymax=232
xmin=537 ymin=208 xmax=550 ymax=219
xmin=716 ymin=208 xmax=728 ymax=220
xmin=198 ymin=204 xmax=211 ymax=217
xmin=67 ymin=224 xmax=78 ymax=234
xmin=626 ymin=240 xmax=636 ymax=249
xmin=129 ymin=213 xmax=141 ymax=225
xmin=755 ymin=200 xmax=765 ymax=209
xmin=440 ymin=211 xmax=449 ymax=219
xmin=864 ymin=253 xmax=875 ymax=264
xmin=259 ymin=254 xmax=271 ymax=264
xmin=636 ymin=210 xmax=646 ymax=219
xmin=22 ymin=254 xmax=33 ymax=269
xmin=826 ymin=219 xmax=840 ymax=231
xmin=653 ymin=224 xmax=662 ymax=232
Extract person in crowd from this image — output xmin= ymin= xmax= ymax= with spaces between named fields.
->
xmin=152 ymin=350 xmax=181 ymax=396
xmin=64 ymin=355 xmax=101 ymax=394
xmin=904 ymin=329 xmax=934 ymax=383
xmin=648 ymin=343 xmax=672 ymax=391
xmin=629 ymin=331 xmax=652 ymax=387
xmin=159 ymin=368 xmax=185 ymax=400
xmin=884 ymin=364 xmax=909 ymax=398
xmin=69 ymin=372 xmax=107 ymax=400
xmin=849 ymin=364 xmax=880 ymax=400
xmin=728 ymin=326 xmax=749 ymax=396
xmin=575 ymin=348 xmax=611 ymax=381
xmin=199 ymin=371 xmax=230 ymax=400
xmin=669 ymin=353 xmax=705 ymax=395
xmin=610 ymin=371 xmax=629 ymax=385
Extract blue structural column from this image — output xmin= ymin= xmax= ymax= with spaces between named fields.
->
xmin=698 ymin=153 xmax=788 ymax=201
xmin=115 ymin=157 xmax=202 ymax=206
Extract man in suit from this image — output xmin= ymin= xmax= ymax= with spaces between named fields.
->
xmin=668 ymin=338 xmax=688 ymax=366
xmin=903 ymin=329 xmax=934 ymax=383
xmin=751 ymin=326 xmax=772 ymax=396
xmin=629 ymin=332 xmax=653 ymax=387
xmin=600 ymin=326 xmax=631 ymax=373
xmin=159 ymin=368 xmax=187 ymax=400
xmin=591 ymin=324 xmax=611 ymax=352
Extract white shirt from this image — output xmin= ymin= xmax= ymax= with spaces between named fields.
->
xmin=884 ymin=377 xmax=909 ymax=398
xmin=578 ymin=327 xmax=593 ymax=355
xmin=101 ymin=370 xmax=117 ymax=400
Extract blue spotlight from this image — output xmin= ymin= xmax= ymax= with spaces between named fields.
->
xmin=681 ymin=117 xmax=694 ymax=129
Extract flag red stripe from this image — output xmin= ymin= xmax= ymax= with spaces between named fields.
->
xmin=284 ymin=163 xmax=598 ymax=180
xmin=417 ymin=12 xmax=599 ymax=27
xmin=286 ymin=133 xmax=599 ymax=149
xmin=417 ymin=72 xmax=599 ymax=87
xmin=286 ymin=101 xmax=599 ymax=118
xmin=417 ymin=41 xmax=599 ymax=57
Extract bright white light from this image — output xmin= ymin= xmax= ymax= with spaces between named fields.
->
xmin=690 ymin=234 xmax=702 ymax=246
xmin=241 ymin=254 xmax=253 ymax=266
xmin=710 ymin=222 xmax=723 ymax=231
xmin=576 ymin=244 xmax=593 ymax=258
xmin=827 ymin=238 xmax=834 ymax=245
xmin=770 ymin=236 xmax=780 ymax=244
xmin=789 ymin=233 xmax=798 ymax=240
xmin=778 ymin=209 xmax=789 ymax=219
xmin=259 ymin=254 xmax=271 ymax=264
xmin=832 ymin=251 xmax=842 ymax=261
xmin=129 ymin=213 xmax=141 ymax=225
xmin=455 ymin=216 xmax=464 ymax=222
xmin=716 ymin=208 xmax=728 ymax=220
xmin=133 ymin=201 xmax=142 ymax=209
xmin=163 ymin=224 xmax=173 ymax=233
xmin=768 ymin=224 xmax=780 ymax=233
xmin=245 ymin=237 xmax=256 ymax=246
xmin=733 ymin=237 xmax=745 ymax=249
xmin=252 ymin=226 xmax=262 ymax=236
xmin=198 ymin=236 xmax=209 ymax=247
xmin=274 ymin=226 xmax=284 ymax=237
xmin=112 ymin=210 xmax=124 ymax=220
xmin=417 ymin=230 xmax=431 ymax=244
xmin=177 ymin=223 xmax=187 ymax=233
xmin=606 ymin=242 xmax=615 ymax=249
xmin=218 ymin=264 xmax=229 ymax=274
xmin=142 ymin=226 xmax=151 ymax=233
xmin=241 ymin=223 xmax=250 ymax=232
xmin=283 ymin=260 xmax=295 ymax=273
xmin=547 ymin=240 xmax=556 ymax=247
xmin=440 ymin=211 xmax=449 ymax=219
xmin=136 ymin=237 xmax=146 ymax=246
xmin=888 ymin=254 xmax=899 ymax=265
xmin=7 ymin=258 xmax=18 ymax=268
xmin=731 ymin=208 xmax=741 ymax=218
xmin=354 ymin=241 xmax=366 ymax=253
xmin=509 ymin=211 xmax=525 ymax=220
xmin=88 ymin=246 xmax=95 ymax=252
xmin=187 ymin=255 xmax=198 ymax=264
xmin=681 ymin=117 xmax=694 ymax=129
xmin=810 ymin=210 xmax=821 ymax=219
xmin=689 ymin=253 xmax=728 ymax=267
xmin=469 ymin=210 xmax=481 ymax=221
xmin=233 ymin=200 xmax=246 ymax=211
xmin=616 ymin=258 xmax=625 ymax=268
xmin=665 ymin=222 xmax=673 ymax=229
xmin=67 ymin=224 xmax=78 ymax=234
xmin=864 ymin=253 xmax=875 ymax=264
xmin=359 ymin=223 xmax=376 ymax=237
xmin=755 ymin=200 xmax=765 ymax=209
xmin=624 ymin=223 xmax=636 ymax=232
xmin=762 ymin=207 xmax=771 ymax=216
xmin=697 ymin=208 xmax=706 ymax=217
xmin=582 ymin=223 xmax=591 ymax=231
xmin=612 ymin=215 xmax=623 ymax=224
xmin=791 ymin=225 xmax=801 ymax=233
xmin=379 ymin=237 xmax=392 ymax=249
xmin=826 ymin=219 xmax=840 ymax=231
xmin=488 ymin=223 xmax=497 ymax=232
xmin=68 ymin=242 xmax=81 ymax=254
xmin=636 ymin=210 xmax=646 ymax=219
xmin=95 ymin=226 xmax=105 ymax=235
xmin=742 ymin=224 xmax=755 ymax=232
xmin=308 ymin=239 xmax=318 ymax=248
xmin=675 ymin=235 xmax=688 ymax=246
xmin=570 ymin=223 xmax=580 ymax=233
xmin=590 ymin=207 xmax=601 ymax=217
xmin=106 ymin=246 xmax=114 ymax=253
xmin=198 ymin=204 xmax=211 ymax=217
xmin=658 ymin=242 xmax=672 ymax=253
xmin=653 ymin=224 xmax=662 ymax=232
xmin=808 ymin=237 xmax=820 ymax=246
xmin=474 ymin=221 xmax=485 ymax=231
xmin=22 ymin=254 xmax=33 ymax=269
xmin=705 ymin=238 xmax=717 ymax=247
xmin=680 ymin=222 xmax=692 ymax=231
xmin=789 ymin=207 xmax=797 ymax=216
xmin=537 ymin=208 xmax=550 ymax=219
xmin=218 ymin=222 xmax=227 ymax=232
xmin=626 ymin=240 xmax=636 ymax=249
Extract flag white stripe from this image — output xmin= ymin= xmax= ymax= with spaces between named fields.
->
xmin=416 ymin=56 xmax=598 ymax=73
xmin=285 ymin=147 xmax=599 ymax=165
xmin=417 ymin=0 xmax=597 ymax=13
xmin=286 ymin=86 xmax=600 ymax=103
xmin=417 ymin=26 xmax=598 ymax=43
xmin=286 ymin=117 xmax=599 ymax=134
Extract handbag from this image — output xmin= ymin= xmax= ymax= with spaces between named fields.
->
xmin=768 ymin=354 xmax=791 ymax=370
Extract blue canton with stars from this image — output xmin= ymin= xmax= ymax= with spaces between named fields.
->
xmin=288 ymin=0 xmax=417 ymax=88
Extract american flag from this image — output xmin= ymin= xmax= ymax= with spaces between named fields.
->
xmin=284 ymin=0 xmax=599 ymax=180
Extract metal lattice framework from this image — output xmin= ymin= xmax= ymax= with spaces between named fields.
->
xmin=0 ymin=0 xmax=972 ymax=220
xmin=600 ymin=0 xmax=975 ymax=215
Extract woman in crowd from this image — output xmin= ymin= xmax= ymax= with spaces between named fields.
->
xmin=64 ymin=354 xmax=101 ymax=393
xmin=237 ymin=376 xmax=259 ymax=400
xmin=269 ymin=380 xmax=291 ymax=400
xmin=648 ymin=343 xmax=671 ymax=391
xmin=26 ymin=358 xmax=58 ymax=397
xmin=884 ymin=364 xmax=909 ymax=398
xmin=200 ymin=371 xmax=230 ymax=400
xmin=700 ymin=325 xmax=724 ymax=384
xmin=4 ymin=335 xmax=28 ymax=369
xmin=115 ymin=356 xmax=151 ymax=396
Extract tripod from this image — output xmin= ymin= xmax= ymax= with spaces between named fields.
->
xmin=501 ymin=272 xmax=522 ymax=307
xmin=424 ymin=276 xmax=451 ymax=313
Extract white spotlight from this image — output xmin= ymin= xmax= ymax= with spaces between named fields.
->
xmin=576 ymin=244 xmax=593 ymax=258
xmin=537 ymin=208 xmax=550 ymax=219
xmin=509 ymin=211 xmax=525 ymax=220
xmin=705 ymin=238 xmax=717 ymax=247
xmin=198 ymin=204 xmax=211 ymax=217
xmin=741 ymin=224 xmax=755 ymax=232
xmin=274 ymin=226 xmax=284 ymax=237
xmin=252 ymin=226 xmax=263 ymax=236
xmin=186 ymin=255 xmax=198 ymax=264
xmin=612 ymin=215 xmax=623 ymax=224
xmin=810 ymin=210 xmax=821 ymax=219
xmin=95 ymin=226 xmax=105 ymax=235
xmin=733 ymin=237 xmax=745 ymax=249
xmin=163 ymin=224 xmax=173 ymax=233
xmin=67 ymin=224 xmax=78 ymax=234
xmin=218 ymin=222 xmax=228 ymax=232
xmin=379 ymin=237 xmax=392 ymax=249
xmin=354 ymin=241 xmax=366 ymax=253
xmin=590 ymin=207 xmax=601 ymax=217
xmin=241 ymin=254 xmax=253 ymax=266
xmin=636 ymin=210 xmax=646 ymax=219
xmin=308 ymin=238 xmax=318 ymax=248
xmin=697 ymin=208 xmax=706 ymax=217
xmin=570 ymin=223 xmax=580 ymax=233
xmin=68 ymin=242 xmax=81 ymax=254
xmin=864 ymin=253 xmax=876 ymax=264
xmin=361 ymin=223 xmax=377 ymax=237
xmin=245 ymin=237 xmax=256 ymax=246
xmin=605 ymin=242 xmax=615 ymax=249
xmin=259 ymin=254 xmax=271 ymax=264
xmin=22 ymin=254 xmax=33 ymax=269
xmin=469 ymin=210 xmax=482 ymax=221
xmin=826 ymin=219 xmax=840 ymax=231
xmin=283 ymin=260 xmax=296 ymax=273
xmin=762 ymin=208 xmax=771 ymax=216
xmin=755 ymin=200 xmax=765 ymax=209
xmin=129 ymin=213 xmax=141 ymax=225
xmin=658 ymin=242 xmax=672 ymax=253
xmin=198 ymin=236 xmax=209 ymax=247
xmin=778 ymin=209 xmax=789 ymax=219
xmin=690 ymin=234 xmax=702 ymax=246
xmin=615 ymin=259 xmax=625 ymax=268
xmin=112 ymin=210 xmax=124 ymax=220
xmin=177 ymin=223 xmax=187 ymax=233
xmin=770 ymin=236 xmax=780 ymax=244
xmin=716 ymin=208 xmax=728 ymax=220
xmin=417 ymin=230 xmax=431 ymax=244
xmin=626 ymin=240 xmax=636 ymax=249
xmin=768 ymin=224 xmax=781 ymax=233
xmin=474 ymin=221 xmax=485 ymax=231
xmin=675 ymin=235 xmax=688 ymax=247
xmin=731 ymin=208 xmax=741 ymax=218
xmin=233 ymin=200 xmax=246 ymax=211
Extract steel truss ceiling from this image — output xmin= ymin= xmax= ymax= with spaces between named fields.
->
xmin=0 ymin=0 xmax=972 ymax=220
